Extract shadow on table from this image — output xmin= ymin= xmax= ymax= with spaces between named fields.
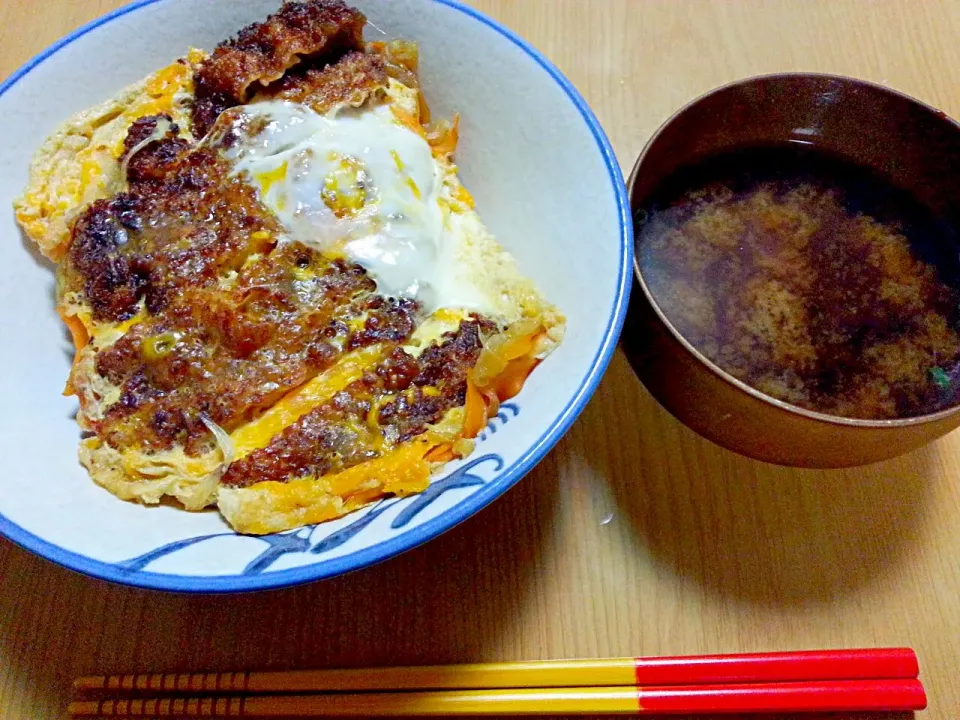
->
xmin=0 ymin=452 xmax=561 ymax=716
xmin=589 ymin=352 xmax=936 ymax=607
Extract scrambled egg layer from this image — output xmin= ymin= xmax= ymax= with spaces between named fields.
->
xmin=14 ymin=49 xmax=205 ymax=260
xmin=17 ymin=48 xmax=564 ymax=535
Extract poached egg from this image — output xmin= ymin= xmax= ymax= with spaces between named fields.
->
xmin=223 ymin=97 xmax=489 ymax=314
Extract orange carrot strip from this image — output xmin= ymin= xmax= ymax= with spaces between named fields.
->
xmin=427 ymin=114 xmax=459 ymax=157
xmin=424 ymin=443 xmax=456 ymax=463
xmin=390 ymin=106 xmax=427 ymax=138
xmin=49 ymin=242 xmax=69 ymax=262
xmin=482 ymin=387 xmax=500 ymax=420
xmin=463 ymin=378 xmax=487 ymax=438
xmin=57 ymin=307 xmax=89 ymax=351
xmin=418 ymin=89 xmax=432 ymax=127
xmin=57 ymin=308 xmax=89 ymax=397
xmin=492 ymin=354 xmax=541 ymax=402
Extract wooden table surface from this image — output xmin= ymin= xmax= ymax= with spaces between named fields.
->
xmin=3 ymin=1 xmax=960 ymax=719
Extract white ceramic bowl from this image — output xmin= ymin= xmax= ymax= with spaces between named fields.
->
xmin=0 ymin=0 xmax=630 ymax=591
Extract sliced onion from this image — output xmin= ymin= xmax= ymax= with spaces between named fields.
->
xmin=199 ymin=412 xmax=235 ymax=468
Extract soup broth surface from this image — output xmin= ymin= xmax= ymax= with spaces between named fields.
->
xmin=636 ymin=144 xmax=960 ymax=420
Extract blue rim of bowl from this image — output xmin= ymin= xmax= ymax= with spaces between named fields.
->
xmin=0 ymin=0 xmax=632 ymax=593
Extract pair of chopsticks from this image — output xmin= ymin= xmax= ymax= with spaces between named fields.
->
xmin=70 ymin=648 xmax=926 ymax=717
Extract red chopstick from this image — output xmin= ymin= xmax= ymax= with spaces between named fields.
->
xmin=632 ymin=647 xmax=920 ymax=685
xmin=638 ymin=678 xmax=926 ymax=714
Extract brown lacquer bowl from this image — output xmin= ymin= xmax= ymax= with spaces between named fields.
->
xmin=623 ymin=73 xmax=960 ymax=468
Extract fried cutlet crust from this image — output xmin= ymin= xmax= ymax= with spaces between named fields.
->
xmin=59 ymin=4 xmax=444 ymax=482
xmin=222 ymin=319 xmax=491 ymax=487
xmin=66 ymin=115 xmax=426 ymax=457
xmin=14 ymin=55 xmax=202 ymax=260
xmin=253 ymin=49 xmax=387 ymax=114
xmin=192 ymin=0 xmax=367 ymax=136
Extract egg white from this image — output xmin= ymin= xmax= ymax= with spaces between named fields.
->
xmin=224 ymin=96 xmax=491 ymax=315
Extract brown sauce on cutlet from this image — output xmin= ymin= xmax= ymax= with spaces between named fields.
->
xmin=62 ymin=1 xmax=500 ymax=484
xmin=68 ymin=113 xmax=421 ymax=457
xmin=192 ymin=0 xmax=367 ymax=136
xmin=221 ymin=319 xmax=490 ymax=488
xmin=636 ymin=144 xmax=960 ymax=420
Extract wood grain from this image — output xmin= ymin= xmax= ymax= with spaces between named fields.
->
xmin=2 ymin=2 xmax=959 ymax=719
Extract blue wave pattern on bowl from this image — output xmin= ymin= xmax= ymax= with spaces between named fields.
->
xmin=117 ymin=403 xmax=518 ymax=575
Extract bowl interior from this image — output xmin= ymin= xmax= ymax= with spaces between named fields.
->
xmin=629 ymin=73 xmax=960 ymax=426
xmin=631 ymin=74 xmax=960 ymax=221
xmin=0 ymin=0 xmax=629 ymax=590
